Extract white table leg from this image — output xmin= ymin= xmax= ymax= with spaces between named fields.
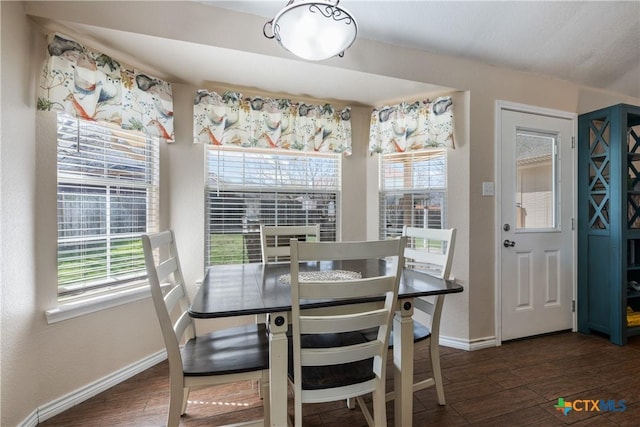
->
xmin=394 ymin=298 xmax=414 ymax=427
xmin=268 ymin=311 xmax=289 ymax=427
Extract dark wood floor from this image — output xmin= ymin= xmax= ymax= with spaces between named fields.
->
xmin=39 ymin=331 xmax=640 ymax=426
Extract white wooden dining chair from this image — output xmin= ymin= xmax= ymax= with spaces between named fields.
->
xmin=259 ymin=224 xmax=320 ymax=264
xmin=399 ymin=225 xmax=456 ymax=405
xmin=142 ymin=230 xmax=270 ymax=427
xmin=288 ymin=237 xmax=407 ymax=427
xmin=362 ymin=226 xmax=456 ymax=406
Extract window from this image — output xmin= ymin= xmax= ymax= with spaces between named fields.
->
xmin=515 ymin=129 xmax=557 ymax=230
xmin=379 ymin=149 xmax=447 ymax=238
xmin=57 ymin=113 xmax=159 ymax=298
xmin=205 ymin=146 xmax=340 ymax=265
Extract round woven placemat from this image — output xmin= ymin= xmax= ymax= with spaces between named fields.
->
xmin=278 ymin=270 xmax=362 ymax=284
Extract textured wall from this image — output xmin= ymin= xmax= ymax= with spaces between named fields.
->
xmin=3 ymin=1 xmax=639 ymax=426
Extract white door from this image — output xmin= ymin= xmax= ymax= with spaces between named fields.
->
xmin=500 ymin=108 xmax=575 ymax=341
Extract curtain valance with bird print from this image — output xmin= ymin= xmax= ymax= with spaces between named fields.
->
xmin=369 ymin=96 xmax=454 ymax=155
xmin=37 ymin=33 xmax=175 ymax=142
xmin=193 ymin=90 xmax=352 ymax=155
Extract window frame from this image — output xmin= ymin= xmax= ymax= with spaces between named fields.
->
xmin=55 ymin=113 xmax=160 ymax=301
xmin=378 ymin=149 xmax=448 ymax=239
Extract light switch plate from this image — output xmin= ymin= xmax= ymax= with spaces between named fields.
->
xmin=482 ymin=181 xmax=494 ymax=196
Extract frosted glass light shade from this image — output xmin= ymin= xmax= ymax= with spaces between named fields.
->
xmin=272 ymin=1 xmax=357 ymax=61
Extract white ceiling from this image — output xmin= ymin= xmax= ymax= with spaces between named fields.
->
xmin=210 ymin=0 xmax=640 ymax=99
xmin=34 ymin=1 xmax=640 ymax=105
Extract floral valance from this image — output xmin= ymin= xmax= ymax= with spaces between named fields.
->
xmin=37 ymin=33 xmax=174 ymax=142
xmin=193 ymin=90 xmax=352 ymax=155
xmin=369 ymin=96 xmax=454 ymax=155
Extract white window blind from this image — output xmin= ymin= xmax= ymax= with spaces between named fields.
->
xmin=57 ymin=113 xmax=159 ymax=297
xmin=205 ymin=146 xmax=340 ymax=264
xmin=379 ymin=150 xmax=447 ymax=239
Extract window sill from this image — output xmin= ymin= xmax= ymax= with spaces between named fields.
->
xmin=45 ymin=281 xmax=165 ymax=324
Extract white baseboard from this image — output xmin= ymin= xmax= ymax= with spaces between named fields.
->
xmin=440 ymin=335 xmax=497 ymax=351
xmin=20 ymin=350 xmax=167 ymax=427
xmin=18 ymin=411 xmax=39 ymax=427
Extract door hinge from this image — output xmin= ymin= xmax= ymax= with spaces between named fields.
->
xmin=572 ymin=300 xmax=576 ymax=313
xmin=571 ymin=136 xmax=575 ymax=149
xmin=572 ymin=218 xmax=575 ymax=230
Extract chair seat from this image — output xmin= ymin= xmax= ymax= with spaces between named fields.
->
xmin=361 ymin=321 xmax=431 ymax=347
xmin=288 ymin=332 xmax=375 ymax=390
xmin=182 ymin=324 xmax=270 ymax=376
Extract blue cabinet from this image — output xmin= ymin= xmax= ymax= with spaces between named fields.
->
xmin=578 ymin=104 xmax=640 ymax=345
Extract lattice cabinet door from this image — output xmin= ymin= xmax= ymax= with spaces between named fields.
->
xmin=627 ymin=119 xmax=640 ymax=229
xmin=587 ymin=115 xmax=611 ymax=231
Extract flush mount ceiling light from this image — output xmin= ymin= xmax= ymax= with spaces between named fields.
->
xmin=263 ymin=0 xmax=357 ymax=61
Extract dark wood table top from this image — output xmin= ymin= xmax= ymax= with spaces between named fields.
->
xmin=189 ymin=260 xmax=464 ymax=318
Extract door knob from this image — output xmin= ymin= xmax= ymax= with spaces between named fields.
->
xmin=503 ymin=239 xmax=516 ymax=248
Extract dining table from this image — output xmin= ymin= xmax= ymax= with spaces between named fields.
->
xmin=189 ymin=259 xmax=464 ymax=427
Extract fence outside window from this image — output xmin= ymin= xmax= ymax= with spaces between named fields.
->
xmin=205 ymin=146 xmax=340 ymax=265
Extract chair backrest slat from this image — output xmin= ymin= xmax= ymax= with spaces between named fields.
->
xmin=301 ymin=341 xmax=382 ymax=366
xmin=298 ymin=276 xmax=396 ymax=300
xmin=295 ymin=239 xmax=398 ymax=261
xmin=164 ymin=281 xmax=186 ymax=314
xmin=174 ymin=310 xmax=193 ymax=340
xmin=147 ymin=229 xmax=173 ymax=249
xmin=156 ymin=257 xmax=179 ymax=284
xmin=266 ymin=245 xmax=294 ymax=258
xmin=300 ymin=309 xmax=389 ymax=334
xmin=404 ymin=248 xmax=447 ymax=268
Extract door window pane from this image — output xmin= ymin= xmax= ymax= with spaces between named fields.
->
xmin=516 ymin=130 xmax=557 ymax=230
